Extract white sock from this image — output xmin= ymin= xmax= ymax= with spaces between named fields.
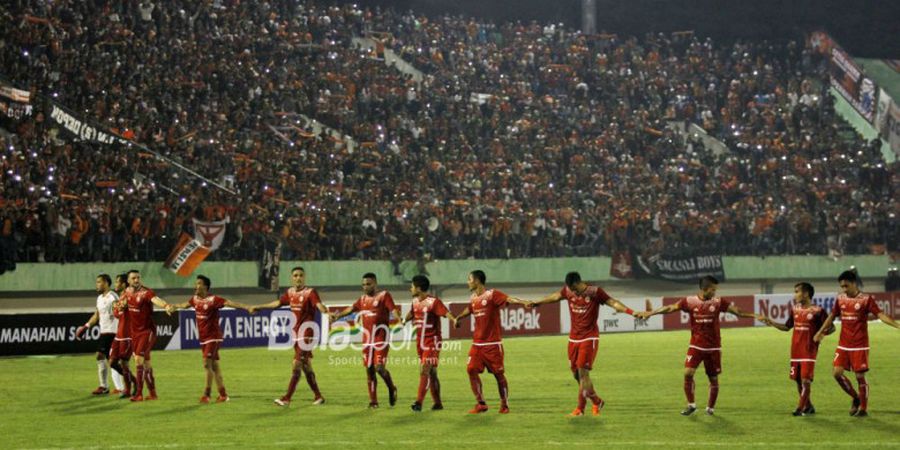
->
xmin=97 ymin=359 xmax=109 ymax=388
xmin=111 ymin=369 xmax=125 ymax=391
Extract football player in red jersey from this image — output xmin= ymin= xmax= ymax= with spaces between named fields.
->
xmin=333 ymin=273 xmax=403 ymax=408
xmin=404 ymin=275 xmax=456 ymax=412
xmin=814 ymin=270 xmax=900 ymax=417
xmin=528 ymin=272 xmax=640 ymax=417
xmin=109 ymin=273 xmax=137 ymax=398
xmin=454 ymin=270 xmax=531 ymax=414
xmin=250 ymin=267 xmax=332 ymax=407
xmin=122 ymin=270 xmax=176 ymax=402
xmin=640 ymin=276 xmax=761 ymax=416
xmin=172 ymin=275 xmax=251 ymax=403
xmin=761 ymin=282 xmax=834 ymax=416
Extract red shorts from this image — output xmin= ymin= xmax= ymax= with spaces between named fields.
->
xmin=790 ymin=360 xmax=816 ymax=381
xmin=568 ymin=338 xmax=598 ymax=371
xmin=834 ymin=348 xmax=869 ymax=372
xmin=362 ymin=342 xmax=389 ymax=367
xmin=109 ymin=338 xmax=133 ymax=360
xmin=467 ymin=343 xmax=505 ymax=375
xmin=685 ymin=347 xmax=721 ymax=376
xmin=417 ymin=336 xmax=441 ymax=367
xmin=132 ymin=331 xmax=157 ymax=360
xmin=293 ymin=335 xmax=316 ymax=362
xmin=201 ymin=340 xmax=221 ymax=361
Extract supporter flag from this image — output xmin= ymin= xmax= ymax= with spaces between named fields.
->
xmin=258 ymin=238 xmax=282 ymax=291
xmin=164 ymin=233 xmax=210 ymax=277
xmin=192 ymin=218 xmax=228 ymax=251
xmin=609 ymin=250 xmax=634 ymax=279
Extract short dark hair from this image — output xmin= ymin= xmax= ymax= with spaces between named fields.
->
xmin=794 ymin=282 xmax=815 ymax=298
xmin=115 ymin=273 xmax=127 ymax=285
xmin=291 ymin=266 xmax=305 ymax=274
xmin=412 ymin=275 xmax=430 ymax=292
xmin=470 ymin=270 xmax=486 ymax=285
xmin=564 ymin=271 xmax=582 ymax=288
xmin=97 ymin=274 xmax=112 ymax=286
xmin=127 ymin=269 xmax=140 ymax=278
xmin=197 ymin=275 xmax=211 ymax=289
xmin=362 ymin=272 xmax=377 ymax=281
xmin=699 ymin=275 xmax=719 ymax=289
xmin=838 ymin=270 xmax=858 ymax=284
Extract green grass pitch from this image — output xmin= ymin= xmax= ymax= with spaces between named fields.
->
xmin=1 ymin=325 xmax=899 ymax=449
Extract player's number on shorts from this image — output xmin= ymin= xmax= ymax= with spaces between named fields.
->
xmin=686 ymin=355 xmax=692 ymax=362
xmin=790 ymin=365 xmax=796 ymax=377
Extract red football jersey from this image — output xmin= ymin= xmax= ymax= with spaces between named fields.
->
xmin=352 ymin=291 xmax=396 ymax=344
xmin=677 ymin=295 xmax=732 ymax=349
xmin=561 ymin=284 xmax=610 ymax=341
xmin=785 ymin=304 xmax=826 ymax=360
xmin=279 ymin=287 xmax=322 ymax=333
xmin=125 ymin=286 xmax=157 ymax=335
xmin=411 ymin=296 xmax=449 ymax=342
xmin=833 ymin=292 xmax=881 ymax=349
xmin=114 ymin=290 xmax=131 ymax=338
xmin=469 ymin=289 xmax=509 ymax=344
xmin=189 ymin=295 xmax=227 ymax=343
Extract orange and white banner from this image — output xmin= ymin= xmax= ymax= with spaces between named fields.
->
xmin=164 ymin=233 xmax=210 ymax=276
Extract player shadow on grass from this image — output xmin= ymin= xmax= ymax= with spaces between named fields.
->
xmin=137 ymin=404 xmax=205 ymax=417
xmin=55 ymin=401 xmax=129 ymax=415
xmin=47 ymin=396 xmax=100 ymax=406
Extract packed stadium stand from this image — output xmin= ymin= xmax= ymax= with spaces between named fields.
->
xmin=0 ymin=0 xmax=896 ymax=270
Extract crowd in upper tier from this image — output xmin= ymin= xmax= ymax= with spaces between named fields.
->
xmin=0 ymin=1 xmax=894 ymax=268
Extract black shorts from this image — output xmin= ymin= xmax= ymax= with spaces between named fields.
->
xmin=97 ymin=333 xmax=115 ymax=356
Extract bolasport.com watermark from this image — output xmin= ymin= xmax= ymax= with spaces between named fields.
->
xmin=260 ymin=311 xmax=464 ymax=363
xmin=327 ymin=353 xmax=461 ymax=367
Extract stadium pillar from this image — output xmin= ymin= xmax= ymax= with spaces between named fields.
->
xmin=582 ymin=0 xmax=596 ymax=35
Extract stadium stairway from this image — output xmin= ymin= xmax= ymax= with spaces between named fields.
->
xmin=351 ymin=36 xmax=424 ymax=84
xmin=665 ymin=120 xmax=730 ymax=156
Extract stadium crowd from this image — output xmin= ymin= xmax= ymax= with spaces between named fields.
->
xmin=0 ymin=1 xmax=895 ymax=268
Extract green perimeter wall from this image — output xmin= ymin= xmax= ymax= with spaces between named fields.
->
xmin=0 ymin=255 xmax=892 ymax=292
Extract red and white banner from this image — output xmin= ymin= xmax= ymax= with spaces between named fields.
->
xmin=192 ymin=218 xmax=228 ymax=251
xmin=609 ymin=251 xmax=634 ymax=279
xmin=164 ymin=232 xmax=211 ymax=276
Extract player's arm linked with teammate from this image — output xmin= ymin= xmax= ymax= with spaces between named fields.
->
xmin=150 ymin=295 xmax=176 ymax=316
xmin=332 ymin=304 xmax=356 ymax=322
xmin=726 ymin=303 xmax=764 ymax=321
xmin=453 ymin=306 xmax=471 ymax=328
xmin=525 ymin=292 xmax=564 ymax=308
xmin=604 ymin=297 xmax=640 ymax=317
xmin=247 ymin=299 xmax=282 ymax=316
xmin=223 ymin=299 xmax=252 ymax=312
xmin=636 ymin=302 xmax=679 ymax=320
